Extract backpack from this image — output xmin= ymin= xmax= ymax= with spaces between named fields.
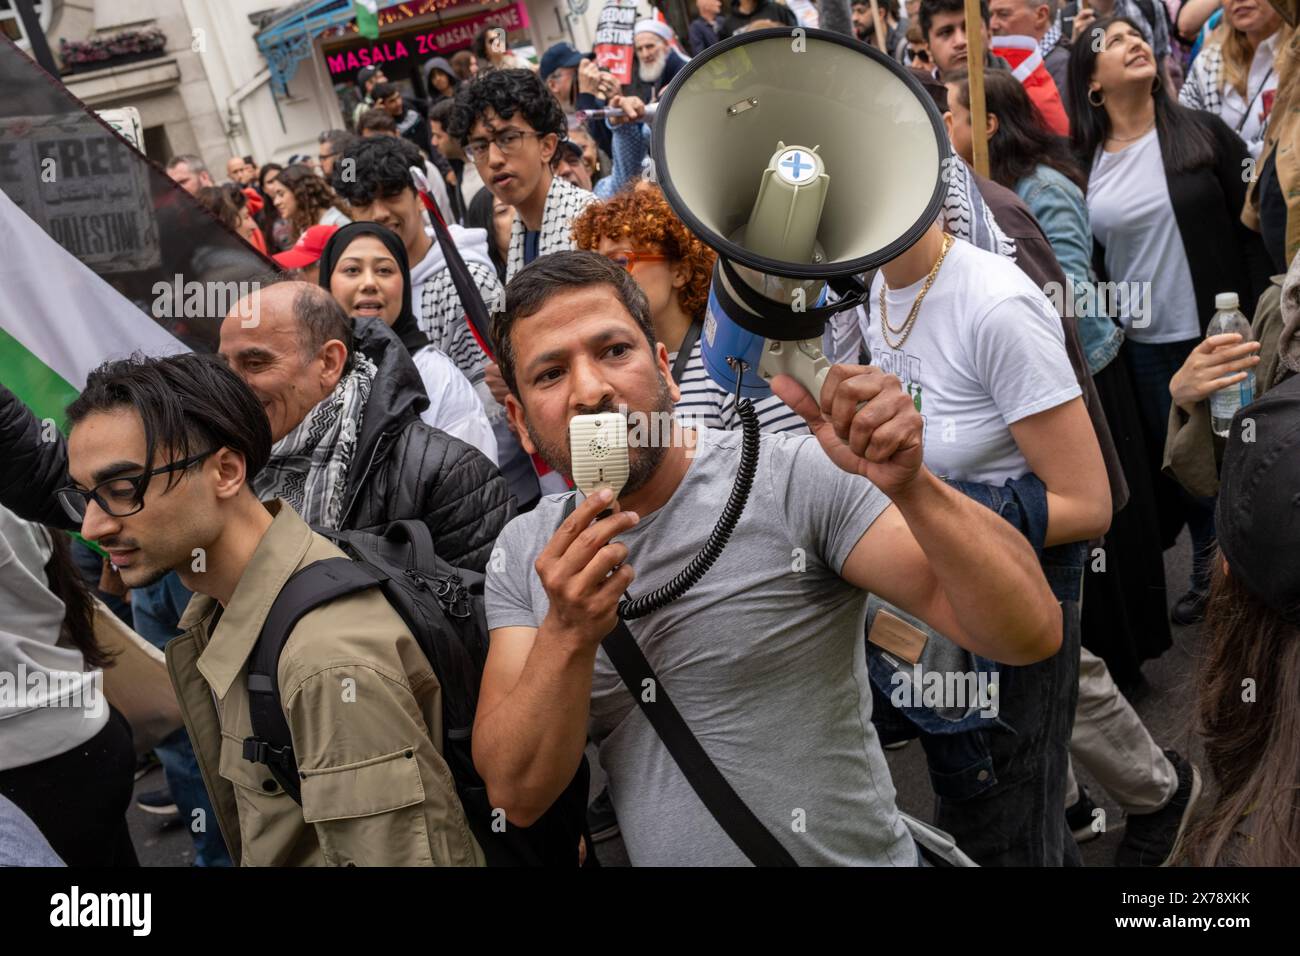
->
xmin=240 ymin=519 xmax=590 ymax=867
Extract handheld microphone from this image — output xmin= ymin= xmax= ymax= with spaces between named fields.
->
xmin=568 ymin=412 xmax=630 ymax=513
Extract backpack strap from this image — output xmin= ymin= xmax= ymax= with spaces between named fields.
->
xmin=558 ymin=495 xmax=797 ymax=866
xmin=243 ymin=558 xmax=386 ymax=804
xmin=671 ymin=320 xmax=702 ymax=386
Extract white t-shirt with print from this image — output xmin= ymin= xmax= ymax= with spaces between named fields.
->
xmin=861 ymin=238 xmax=1081 ymax=485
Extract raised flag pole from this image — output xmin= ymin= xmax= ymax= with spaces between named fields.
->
xmin=964 ymin=0 xmax=990 ymax=178
xmin=15 ymin=0 xmax=57 ymax=76
xmin=868 ymin=0 xmax=888 ymax=52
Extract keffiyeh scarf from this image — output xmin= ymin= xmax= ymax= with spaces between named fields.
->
xmin=254 ymin=354 xmax=378 ymax=529
xmin=940 ymin=159 xmax=1017 ymax=259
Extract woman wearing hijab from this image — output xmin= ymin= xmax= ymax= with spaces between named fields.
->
xmin=319 ymin=222 xmax=497 ymax=463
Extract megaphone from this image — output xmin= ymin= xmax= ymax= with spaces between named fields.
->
xmin=652 ymin=27 xmax=949 ymax=399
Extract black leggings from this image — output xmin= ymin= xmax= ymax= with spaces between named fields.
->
xmin=0 ymin=704 xmax=139 ymax=866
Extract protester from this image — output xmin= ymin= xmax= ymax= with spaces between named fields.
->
xmin=317 ymin=129 xmax=356 ymax=180
xmin=540 ymin=41 xmax=587 ymax=113
xmin=717 ymin=0 xmax=799 ymax=38
xmin=465 ymin=187 xmax=512 ymax=282
xmin=947 ymin=69 xmax=1172 ymax=691
xmin=217 ymin=281 xmax=510 ymax=569
xmin=989 ymin=0 xmax=1073 ymax=95
xmin=257 ymin=162 xmax=292 ymax=252
xmin=1165 ymin=250 xmax=1300 ymax=496
xmin=573 ymin=184 xmax=807 ymax=433
xmin=351 ymin=64 xmax=387 ymax=127
xmin=225 ymin=155 xmax=258 ymax=186
xmin=60 ymin=353 xmax=484 ymax=867
xmin=1243 ymin=12 xmax=1300 ymax=273
xmin=357 ymin=106 xmax=399 ymax=137
xmin=475 ymin=250 xmax=1065 ymax=867
xmin=1064 ymin=0 xmax=1176 ymax=81
xmin=1179 ymin=0 xmax=1288 ymax=156
xmin=555 ymin=138 xmax=594 ymax=191
xmin=330 ymin=135 xmax=503 ymax=405
xmin=448 ymin=68 xmax=598 ymax=282
xmin=424 ymin=56 xmax=460 ymax=107
xmin=689 ymin=0 xmax=724 ymax=54
xmin=475 ymin=26 xmax=534 ymax=72
xmin=195 ymin=183 xmax=268 ymax=255
xmin=265 ymin=163 xmax=351 ymax=246
xmin=165 ymin=154 xmax=214 ymax=195
xmin=1070 ymin=15 xmax=1271 ymax=624
xmin=451 ymin=49 xmax=479 ymax=81
xmin=430 ymin=98 xmax=486 ymax=219
xmin=920 ymin=0 xmax=1010 ymax=77
xmin=628 ymin=19 xmax=690 ymax=104
xmin=854 ymin=0 xmax=906 ymax=53
xmin=271 ymin=222 xmax=339 ymax=284
xmin=0 ymin=508 xmax=138 ymax=867
xmin=1179 ymin=372 xmax=1300 ymax=867
xmin=319 ymin=221 xmax=498 ymax=461
xmin=373 ymin=81 xmax=437 ymax=160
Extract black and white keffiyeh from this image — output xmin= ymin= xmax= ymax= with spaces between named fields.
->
xmin=506 ymin=174 xmax=599 ymax=281
xmin=254 ymin=354 xmax=378 ymax=529
xmin=940 ymin=158 xmax=1016 ymax=259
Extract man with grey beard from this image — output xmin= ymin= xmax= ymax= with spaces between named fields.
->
xmin=627 ymin=19 xmax=689 ymax=104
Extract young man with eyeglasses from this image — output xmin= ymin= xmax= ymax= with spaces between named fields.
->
xmin=447 ymin=68 xmax=597 ymax=282
xmin=54 ymin=352 xmax=484 ymax=867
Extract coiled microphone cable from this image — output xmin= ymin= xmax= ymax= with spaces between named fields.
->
xmin=619 ymin=360 xmax=761 ymax=620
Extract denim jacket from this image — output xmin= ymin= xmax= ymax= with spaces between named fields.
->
xmin=867 ymin=473 xmax=1086 ymax=796
xmin=1016 ymin=165 xmax=1124 ymax=375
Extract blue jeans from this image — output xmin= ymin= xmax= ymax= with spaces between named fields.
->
xmin=869 ymin=474 xmax=1084 ymax=866
xmin=1123 ymin=338 xmax=1217 ymax=592
xmin=133 ymin=572 xmax=232 ymax=867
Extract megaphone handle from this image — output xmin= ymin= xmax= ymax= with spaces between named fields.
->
xmin=757 ymin=337 xmax=831 ymax=404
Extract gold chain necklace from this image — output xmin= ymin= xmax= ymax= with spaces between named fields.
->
xmin=879 ymin=232 xmax=954 ymax=351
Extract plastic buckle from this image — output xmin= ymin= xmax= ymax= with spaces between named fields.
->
xmin=242 ymin=737 xmax=269 ymax=764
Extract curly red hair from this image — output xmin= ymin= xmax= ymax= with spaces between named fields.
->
xmin=571 ymin=183 xmax=716 ymax=319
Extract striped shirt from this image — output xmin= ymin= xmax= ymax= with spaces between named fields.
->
xmin=669 ymin=337 xmax=809 ymax=435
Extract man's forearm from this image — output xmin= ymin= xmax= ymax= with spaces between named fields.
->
xmin=891 ymin=469 xmax=1060 ymax=663
xmin=474 ymin=622 xmax=598 ymax=824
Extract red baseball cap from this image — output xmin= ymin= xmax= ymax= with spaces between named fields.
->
xmin=273 ymin=224 xmax=339 ymax=270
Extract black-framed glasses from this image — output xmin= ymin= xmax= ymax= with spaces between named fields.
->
xmin=56 ymin=448 xmax=219 ymax=523
xmin=465 ymin=128 xmax=545 ymax=164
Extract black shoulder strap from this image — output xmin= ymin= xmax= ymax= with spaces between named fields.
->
xmin=243 ymin=558 xmax=386 ymax=804
xmin=558 ymin=496 xmax=796 ymax=866
xmin=671 ymin=320 xmax=702 ymax=386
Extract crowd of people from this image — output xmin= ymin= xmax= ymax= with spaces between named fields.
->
xmin=0 ymin=4 xmax=1297 ymax=869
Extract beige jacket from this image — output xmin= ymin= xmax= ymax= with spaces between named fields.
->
xmin=164 ymin=500 xmax=484 ymax=867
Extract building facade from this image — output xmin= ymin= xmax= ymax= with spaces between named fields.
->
xmin=18 ymin=0 xmax=649 ymax=176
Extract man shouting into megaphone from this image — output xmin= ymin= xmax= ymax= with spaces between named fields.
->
xmin=473 ymin=249 xmax=1062 ymax=867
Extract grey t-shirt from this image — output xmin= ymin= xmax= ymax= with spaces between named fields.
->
xmin=486 ymin=427 xmax=917 ymax=866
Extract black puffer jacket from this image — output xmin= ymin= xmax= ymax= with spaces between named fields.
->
xmin=346 ymin=317 xmax=513 ymax=571
xmin=0 ymin=385 xmax=74 ymax=530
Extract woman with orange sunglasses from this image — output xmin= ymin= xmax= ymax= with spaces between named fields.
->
xmin=572 ymin=184 xmax=808 ymax=435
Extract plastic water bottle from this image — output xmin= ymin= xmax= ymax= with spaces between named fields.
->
xmin=1206 ymin=292 xmax=1255 ymax=437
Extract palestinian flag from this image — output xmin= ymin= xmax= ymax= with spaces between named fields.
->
xmin=354 ymin=1 xmax=381 ymax=41
xmin=0 ymin=36 xmax=270 ymax=427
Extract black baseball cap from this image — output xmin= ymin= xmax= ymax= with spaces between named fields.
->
xmin=1216 ymin=372 xmax=1300 ymax=620
xmin=540 ymin=42 xmax=586 ymax=81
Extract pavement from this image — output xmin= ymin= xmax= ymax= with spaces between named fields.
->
xmin=128 ymin=532 xmax=1206 ymax=867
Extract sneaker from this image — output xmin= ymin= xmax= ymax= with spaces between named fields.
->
xmin=133 ymin=751 xmax=161 ymax=781
xmin=1170 ymin=589 xmax=1209 ymax=627
xmin=1066 ymin=785 xmax=1104 ymax=843
xmin=135 ymin=788 xmax=178 ymax=817
xmin=1115 ymin=750 xmax=1204 ymax=867
xmin=587 ymin=788 xmax=619 ymax=844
